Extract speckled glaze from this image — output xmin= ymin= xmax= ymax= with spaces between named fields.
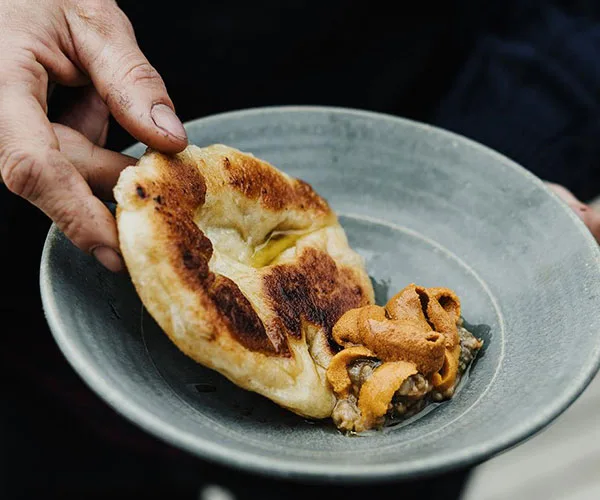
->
xmin=40 ymin=106 xmax=600 ymax=483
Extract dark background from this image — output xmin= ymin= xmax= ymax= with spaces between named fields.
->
xmin=2 ymin=1 xmax=600 ymax=498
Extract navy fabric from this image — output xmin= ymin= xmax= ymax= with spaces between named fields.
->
xmin=434 ymin=3 xmax=600 ymax=200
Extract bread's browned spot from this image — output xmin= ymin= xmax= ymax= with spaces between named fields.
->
xmin=207 ymin=275 xmax=281 ymax=353
xmin=129 ymin=151 xmax=365 ymax=358
xmin=134 ymin=154 xmax=285 ymax=356
xmin=264 ymin=248 xmax=371 ymax=346
xmin=222 ymin=153 xmax=331 ymax=214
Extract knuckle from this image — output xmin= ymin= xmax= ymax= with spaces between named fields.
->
xmin=0 ymin=148 xmax=43 ymax=199
xmin=73 ymin=0 xmax=123 ymax=37
xmin=117 ymin=10 xmax=136 ymax=36
xmin=56 ymin=201 xmax=86 ymax=244
xmin=121 ymin=60 xmax=163 ymax=87
xmin=74 ymin=0 xmax=116 ymax=21
xmin=103 ymin=60 xmax=164 ymax=111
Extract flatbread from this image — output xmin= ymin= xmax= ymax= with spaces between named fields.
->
xmin=114 ymin=144 xmax=374 ymax=418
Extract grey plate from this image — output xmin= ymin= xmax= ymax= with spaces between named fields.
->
xmin=40 ymin=106 xmax=600 ymax=483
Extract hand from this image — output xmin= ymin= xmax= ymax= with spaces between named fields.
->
xmin=0 ymin=0 xmax=188 ymax=271
xmin=547 ymin=183 xmax=600 ymax=243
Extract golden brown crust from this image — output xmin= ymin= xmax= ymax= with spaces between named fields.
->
xmin=220 ymin=148 xmax=331 ymax=214
xmin=114 ymin=144 xmax=375 ymax=419
xmin=126 ymin=152 xmax=283 ymax=355
xmin=120 ymin=147 xmax=364 ymax=357
xmin=264 ymin=248 xmax=370 ymax=343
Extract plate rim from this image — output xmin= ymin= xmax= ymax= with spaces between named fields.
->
xmin=40 ymin=104 xmax=600 ymax=483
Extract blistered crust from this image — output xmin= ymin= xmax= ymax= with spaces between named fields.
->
xmin=114 ymin=144 xmax=374 ymax=419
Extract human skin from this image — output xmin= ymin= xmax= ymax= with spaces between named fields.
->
xmin=0 ymin=0 xmax=187 ymax=272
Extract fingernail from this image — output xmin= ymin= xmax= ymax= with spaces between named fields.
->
xmin=92 ymin=246 xmax=125 ymax=273
xmin=151 ymin=104 xmax=187 ymax=141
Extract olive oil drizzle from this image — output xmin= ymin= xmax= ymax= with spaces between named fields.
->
xmin=250 ymin=230 xmax=308 ymax=268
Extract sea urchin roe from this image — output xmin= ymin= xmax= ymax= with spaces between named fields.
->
xmin=356 ymin=361 xmax=418 ymax=431
xmin=326 ymin=283 xmax=484 ymax=433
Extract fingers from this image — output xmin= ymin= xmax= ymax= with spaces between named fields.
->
xmin=64 ymin=1 xmax=187 ymax=154
xmin=55 ymin=85 xmax=110 ymax=145
xmin=578 ymin=207 xmax=600 ymax=243
xmin=53 ymin=123 xmax=136 ymax=201
xmin=547 ymin=183 xmax=600 ymax=243
xmin=0 ymin=84 xmax=124 ymax=272
xmin=33 ymin=38 xmax=90 ymax=88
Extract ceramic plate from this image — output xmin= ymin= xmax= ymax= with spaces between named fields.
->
xmin=40 ymin=106 xmax=600 ymax=483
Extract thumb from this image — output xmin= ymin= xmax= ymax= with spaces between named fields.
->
xmin=546 ymin=183 xmax=600 ymax=243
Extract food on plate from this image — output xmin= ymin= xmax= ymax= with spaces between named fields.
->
xmin=114 ymin=144 xmax=374 ymax=419
xmin=114 ymin=144 xmax=483 ymax=432
xmin=327 ymin=284 xmax=483 ymax=432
